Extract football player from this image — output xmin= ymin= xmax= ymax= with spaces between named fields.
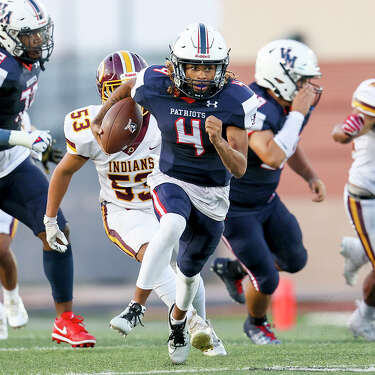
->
xmin=211 ymin=39 xmax=326 ymax=344
xmin=332 ymin=79 xmax=375 ymax=341
xmin=44 ymin=50 xmax=226 ymax=356
xmin=91 ymin=24 xmax=257 ymax=364
xmin=0 ymin=0 xmax=95 ymax=347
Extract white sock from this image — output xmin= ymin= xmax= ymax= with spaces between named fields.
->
xmin=136 ymin=213 xmax=186 ymax=290
xmin=2 ymin=285 xmax=19 ymax=303
xmin=153 ymin=265 xmax=176 ymax=308
xmin=175 ymin=266 xmax=200 ymax=312
xmin=192 ymin=276 xmax=206 ymax=320
xmin=359 ymin=299 xmax=375 ymax=319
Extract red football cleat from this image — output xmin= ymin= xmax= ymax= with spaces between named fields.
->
xmin=52 ymin=311 xmax=96 ymax=348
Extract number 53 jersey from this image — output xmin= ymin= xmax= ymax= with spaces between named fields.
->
xmin=64 ymin=104 xmax=161 ymax=210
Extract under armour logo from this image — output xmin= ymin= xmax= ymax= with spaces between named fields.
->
xmin=206 ymin=100 xmax=218 ymax=108
xmin=124 ymin=119 xmax=137 ymax=133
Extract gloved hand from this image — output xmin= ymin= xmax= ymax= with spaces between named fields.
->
xmin=43 ymin=215 xmax=68 ymax=253
xmin=30 ymin=130 xmax=52 ymax=153
xmin=41 ymin=140 xmax=64 ymax=174
xmin=341 ymin=114 xmax=364 ymax=137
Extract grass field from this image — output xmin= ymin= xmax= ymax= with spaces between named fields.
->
xmin=1 ymin=311 xmax=375 ymax=375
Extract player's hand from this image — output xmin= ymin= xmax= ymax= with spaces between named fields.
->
xmin=41 ymin=140 xmax=64 ymax=174
xmin=30 ymin=130 xmax=52 ymax=153
xmin=205 ymin=115 xmax=223 ymax=146
xmin=308 ymin=177 xmax=326 ymax=203
xmin=341 ymin=114 xmax=364 ymax=137
xmin=43 ymin=215 xmax=68 ymax=253
xmin=291 ymin=84 xmax=316 ymax=116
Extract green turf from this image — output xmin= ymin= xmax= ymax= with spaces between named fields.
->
xmin=0 ymin=312 xmax=374 ymax=375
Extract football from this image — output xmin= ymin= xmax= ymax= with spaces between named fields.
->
xmin=100 ymin=98 xmax=143 ymax=154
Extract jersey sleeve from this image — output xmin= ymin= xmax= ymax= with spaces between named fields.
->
xmin=226 ymin=81 xmax=258 ymax=130
xmin=63 ymin=105 xmax=100 ymax=159
xmin=131 ymin=65 xmax=170 ymax=113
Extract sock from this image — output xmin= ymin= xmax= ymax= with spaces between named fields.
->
xmin=249 ymin=315 xmax=267 ymax=326
xmin=136 ymin=213 xmax=186 ymax=290
xmin=192 ymin=276 xmax=206 ymax=320
xmin=175 ymin=266 xmax=200 ymax=312
xmin=2 ymin=284 xmax=19 ymax=304
xmin=153 ymin=265 xmax=176 ymax=308
xmin=43 ymin=244 xmax=73 ymax=303
xmin=170 ymin=315 xmax=185 ymax=325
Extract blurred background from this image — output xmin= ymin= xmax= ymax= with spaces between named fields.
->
xmin=13 ymin=0 xmax=375 ymax=312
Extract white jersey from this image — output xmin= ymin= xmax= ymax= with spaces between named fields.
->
xmin=64 ymin=104 xmax=161 ymax=210
xmin=0 ymin=112 xmax=32 ymax=178
xmin=349 ymin=129 xmax=375 ymax=194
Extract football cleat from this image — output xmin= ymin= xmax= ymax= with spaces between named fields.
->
xmin=203 ymin=320 xmax=227 ymax=356
xmin=348 ymin=300 xmax=375 ymax=341
xmin=52 ymin=311 xmax=96 ymax=347
xmin=211 ymin=258 xmax=245 ymax=304
xmin=168 ymin=304 xmax=190 ymax=364
xmin=110 ymin=301 xmax=145 ymax=336
xmin=0 ymin=303 xmax=8 ymax=340
xmin=4 ymin=296 xmax=29 ymax=328
xmin=340 ymin=236 xmax=368 ymax=286
xmin=187 ymin=310 xmax=213 ymax=352
xmin=243 ymin=316 xmax=281 ymax=345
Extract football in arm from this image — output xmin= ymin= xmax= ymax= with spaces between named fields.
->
xmin=100 ymin=98 xmax=142 ymax=154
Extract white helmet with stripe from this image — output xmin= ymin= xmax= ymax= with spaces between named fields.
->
xmin=352 ymin=79 xmax=375 ymax=117
xmin=169 ymin=23 xmax=229 ymax=99
xmin=0 ymin=0 xmax=53 ymax=69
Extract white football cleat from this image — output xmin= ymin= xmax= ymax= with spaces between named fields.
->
xmin=340 ymin=236 xmax=368 ymax=286
xmin=187 ymin=309 xmax=213 ymax=352
xmin=348 ymin=300 xmax=375 ymax=341
xmin=0 ymin=303 xmax=8 ymax=340
xmin=4 ymin=296 xmax=28 ymax=328
xmin=203 ymin=321 xmax=227 ymax=356
xmin=110 ymin=301 xmax=145 ymax=336
xmin=168 ymin=305 xmax=190 ymax=364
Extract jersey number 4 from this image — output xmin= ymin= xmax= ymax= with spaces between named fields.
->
xmin=175 ymin=117 xmax=204 ymax=156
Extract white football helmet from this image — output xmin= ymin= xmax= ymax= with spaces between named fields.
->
xmin=352 ymin=79 xmax=375 ymax=117
xmin=169 ymin=23 xmax=229 ymax=99
xmin=0 ymin=0 xmax=54 ymax=69
xmin=255 ymin=39 xmax=321 ymax=103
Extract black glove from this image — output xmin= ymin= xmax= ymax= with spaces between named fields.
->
xmin=42 ymin=140 xmax=65 ymax=174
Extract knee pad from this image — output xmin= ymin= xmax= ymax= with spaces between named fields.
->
xmin=280 ymin=246 xmax=308 ymax=274
xmin=257 ymin=269 xmax=279 ymax=295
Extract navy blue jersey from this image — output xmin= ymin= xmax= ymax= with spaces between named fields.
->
xmin=132 ymin=65 xmax=257 ymax=187
xmin=229 ymin=82 xmax=311 ymax=208
xmin=0 ymin=48 xmax=40 ymax=150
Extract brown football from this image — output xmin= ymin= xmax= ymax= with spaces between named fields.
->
xmin=100 ymin=98 xmax=142 ymax=154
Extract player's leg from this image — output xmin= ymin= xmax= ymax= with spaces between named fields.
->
xmin=0 ymin=158 xmax=95 ymax=347
xmin=345 ymin=193 xmax=375 ymax=340
xmin=0 ymin=212 xmax=28 ymax=331
xmin=223 ymin=205 xmax=281 ymax=344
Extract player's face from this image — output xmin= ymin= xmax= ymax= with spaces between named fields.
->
xmin=19 ymin=30 xmax=44 ymax=60
xmin=185 ymin=64 xmax=216 ymax=93
xmin=296 ymin=77 xmax=322 ymax=107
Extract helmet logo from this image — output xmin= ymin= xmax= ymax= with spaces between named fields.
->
xmin=0 ymin=3 xmax=11 ymax=25
xmin=206 ymin=100 xmax=218 ymax=108
xmin=280 ymin=48 xmax=297 ymax=68
xmin=195 ymin=53 xmax=210 ymax=58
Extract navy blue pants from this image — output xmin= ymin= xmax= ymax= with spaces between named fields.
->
xmin=224 ymin=194 xmax=307 ymax=294
xmin=153 ymin=183 xmax=224 ymax=277
xmin=0 ymin=157 xmax=67 ymax=235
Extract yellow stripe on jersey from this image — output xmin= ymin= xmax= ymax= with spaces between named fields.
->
xmin=66 ymin=138 xmax=77 ymax=153
xmin=10 ymin=219 xmax=18 ymax=239
xmin=349 ymin=196 xmax=375 ymax=267
xmin=352 ymin=99 xmax=375 ymax=116
xmin=120 ymin=51 xmax=134 ymax=73
xmin=100 ymin=204 xmax=136 ymax=259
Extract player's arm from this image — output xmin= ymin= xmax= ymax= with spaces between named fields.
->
xmin=251 ymin=85 xmax=316 ymax=168
xmin=332 ymin=112 xmax=374 ymax=144
xmin=44 ymin=153 xmax=87 ymax=252
xmin=287 ymin=145 xmax=326 ymax=202
xmin=91 ymin=79 xmax=136 ymax=147
xmin=0 ymin=128 xmax=52 ymax=152
xmin=205 ymin=115 xmax=248 ymax=178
